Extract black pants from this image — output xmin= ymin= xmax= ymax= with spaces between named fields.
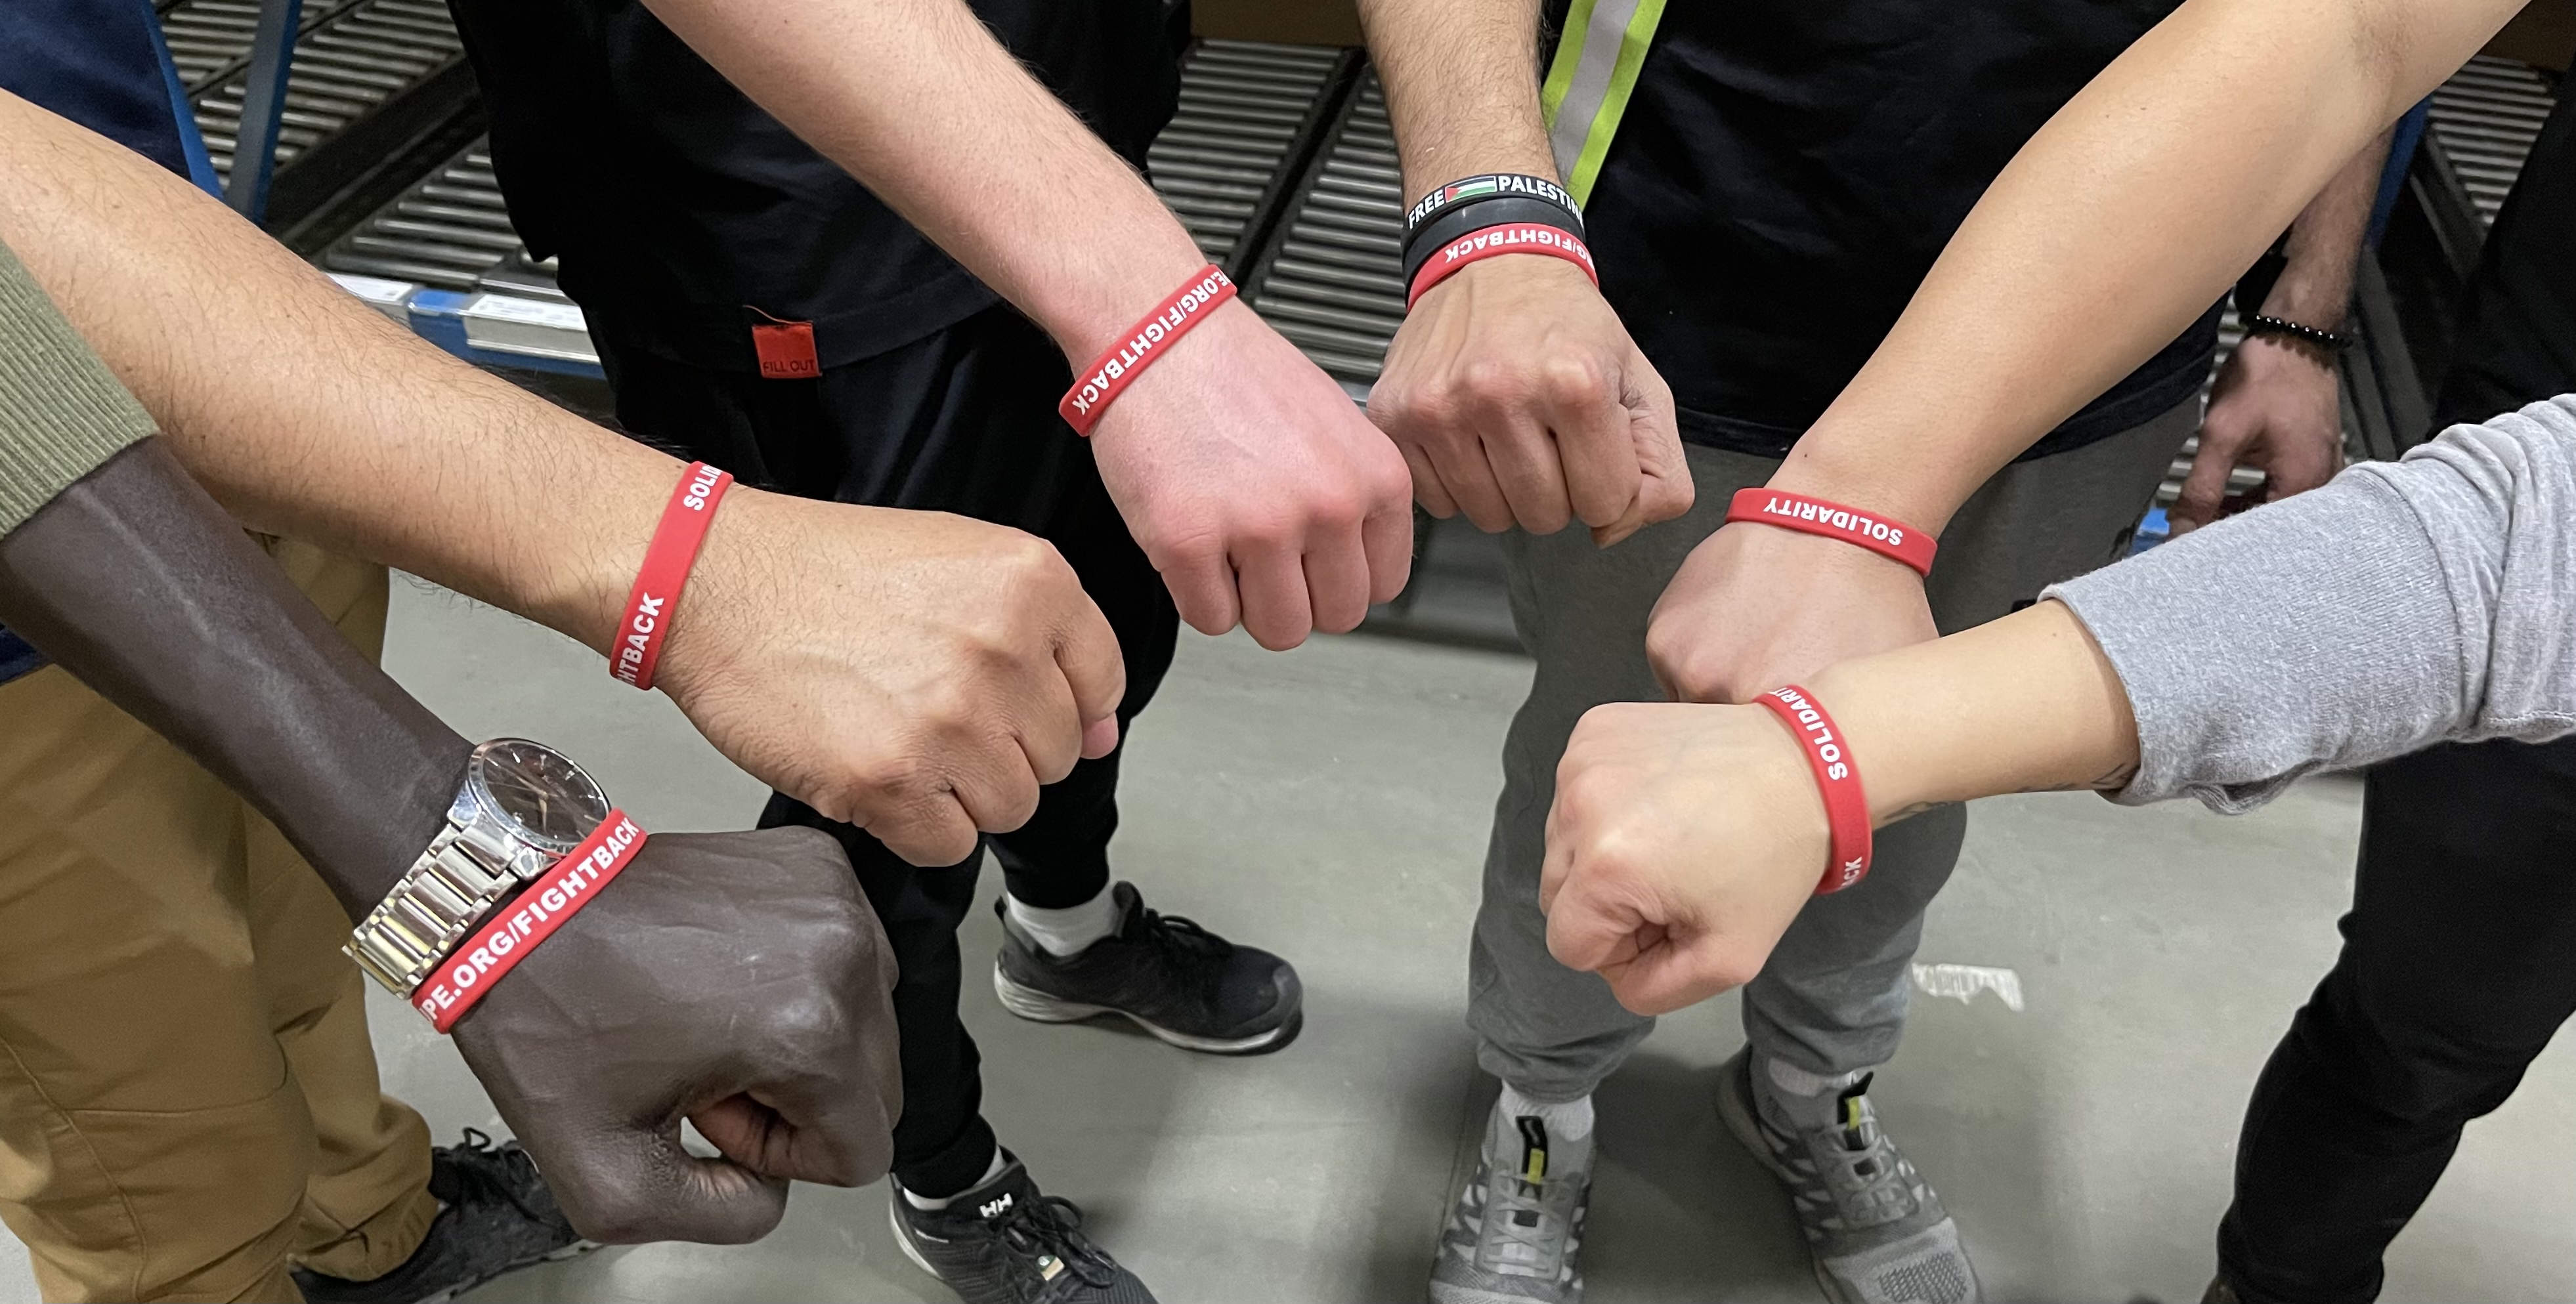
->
xmin=2220 ymin=77 xmax=2576 ymax=1304
xmin=598 ymin=305 xmax=1181 ymax=1198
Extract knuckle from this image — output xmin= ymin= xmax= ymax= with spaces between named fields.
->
xmin=1456 ymin=358 xmax=1534 ymax=408
xmin=1541 ymin=355 xmax=1611 ymax=408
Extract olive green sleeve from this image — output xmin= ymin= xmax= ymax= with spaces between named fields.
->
xmin=0 ymin=238 xmax=156 ymax=537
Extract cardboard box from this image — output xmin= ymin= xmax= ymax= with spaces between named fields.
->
xmin=2485 ymin=0 xmax=2575 ymax=72
xmin=1191 ymin=0 xmax=1363 ymax=49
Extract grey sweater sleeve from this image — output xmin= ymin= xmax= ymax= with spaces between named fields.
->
xmin=0 ymin=239 xmax=156 ymax=536
xmin=2043 ymin=395 xmax=2576 ymax=812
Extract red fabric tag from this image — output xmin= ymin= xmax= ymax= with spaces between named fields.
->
xmin=752 ymin=320 xmax=819 ymax=379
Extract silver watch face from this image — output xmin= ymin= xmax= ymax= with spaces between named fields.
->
xmin=467 ymin=738 xmax=610 ymax=854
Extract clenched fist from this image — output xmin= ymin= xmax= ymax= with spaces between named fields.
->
xmin=1371 ymin=255 xmax=1690 ymax=546
xmin=1086 ymin=299 xmax=1416 ymax=650
xmin=1540 ymin=700 xmax=1830 ymax=1015
xmin=655 ymin=492 xmax=1128 ymax=867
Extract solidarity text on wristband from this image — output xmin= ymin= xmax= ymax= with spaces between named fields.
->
xmin=1402 ymin=173 xmax=1582 ymax=236
xmin=1058 ymin=265 xmax=1236 ymax=436
xmin=1406 ymin=224 xmax=1597 ymax=312
xmin=612 ymin=461 xmax=732 ymax=691
xmin=411 ymin=810 xmax=647 ymax=1033
xmin=1725 ymin=488 xmax=1937 ymax=578
xmin=1750 ymin=687 xmax=1874 ymax=894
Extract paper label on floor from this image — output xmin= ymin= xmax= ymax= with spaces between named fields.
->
xmin=1910 ymin=962 xmax=2025 ymax=1012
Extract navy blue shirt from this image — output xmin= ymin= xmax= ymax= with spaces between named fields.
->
xmin=0 ymin=0 xmax=204 ymax=686
xmin=1567 ymin=1 xmax=2221 ymax=459
xmin=444 ymin=0 xmax=1180 ymax=373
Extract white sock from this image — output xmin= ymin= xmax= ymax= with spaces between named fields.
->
xmin=903 ymin=1149 xmax=1010 ymax=1210
xmin=1759 ymin=1052 xmax=1869 ymax=1131
xmin=1497 ymin=1083 xmax=1596 ymax=1143
xmin=1005 ymin=883 xmax=1124 ymax=956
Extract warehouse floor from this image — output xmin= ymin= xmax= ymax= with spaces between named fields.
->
xmin=6 ymin=579 xmax=2569 ymax=1303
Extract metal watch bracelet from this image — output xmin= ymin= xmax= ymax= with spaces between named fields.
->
xmin=346 ymin=818 xmax=531 ymax=996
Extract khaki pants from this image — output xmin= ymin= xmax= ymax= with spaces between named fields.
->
xmin=0 ymin=541 xmax=435 ymax=1303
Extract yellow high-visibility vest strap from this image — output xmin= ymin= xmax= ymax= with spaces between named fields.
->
xmin=1538 ymin=0 xmax=1667 ymax=206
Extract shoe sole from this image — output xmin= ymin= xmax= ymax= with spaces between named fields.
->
xmin=410 ymin=1239 xmax=602 ymax=1304
xmin=1713 ymin=1057 xmax=1866 ymax=1304
xmin=886 ymin=1197 xmax=958 ymax=1296
xmin=992 ymin=967 xmax=1302 ymax=1055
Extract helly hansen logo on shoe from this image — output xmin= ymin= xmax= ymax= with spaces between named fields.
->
xmin=980 ymin=1193 xmax=1014 ymax=1220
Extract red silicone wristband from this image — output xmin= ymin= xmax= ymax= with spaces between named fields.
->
xmin=1725 ymin=488 xmax=1937 ymax=577
xmin=1405 ymin=223 xmax=1597 ymax=311
xmin=612 ymin=461 xmax=731 ymax=690
xmin=1058 ymin=265 xmax=1237 ymax=435
xmin=410 ymin=810 xmax=647 ymax=1033
xmin=1750 ymin=686 xmax=1874 ymax=894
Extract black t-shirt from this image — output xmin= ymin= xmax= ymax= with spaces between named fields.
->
xmin=444 ymin=0 xmax=1179 ymax=372
xmin=1575 ymin=1 xmax=2222 ymax=459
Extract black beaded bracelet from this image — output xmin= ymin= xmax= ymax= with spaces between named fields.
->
xmin=1402 ymin=173 xmax=1583 ymax=238
xmin=2243 ymin=314 xmax=2350 ymax=352
xmin=1402 ymin=196 xmax=1587 ymax=291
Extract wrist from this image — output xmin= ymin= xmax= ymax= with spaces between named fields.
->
xmin=1803 ymin=660 xmax=1937 ymax=827
xmin=1035 ymin=232 xmax=1220 ymax=369
xmin=1766 ymin=432 xmax=1974 ymax=539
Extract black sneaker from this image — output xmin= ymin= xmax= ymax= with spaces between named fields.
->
xmin=293 ymin=1129 xmax=594 ymax=1304
xmin=993 ymin=882 xmax=1301 ymax=1054
xmin=888 ymin=1152 xmax=1156 ymax=1303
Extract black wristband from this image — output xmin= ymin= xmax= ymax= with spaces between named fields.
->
xmin=2243 ymin=314 xmax=2350 ymax=352
xmin=1402 ymin=196 xmax=1588 ymax=291
xmin=1402 ymin=173 xmax=1583 ymax=238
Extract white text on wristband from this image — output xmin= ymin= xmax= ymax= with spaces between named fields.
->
xmin=1405 ymin=224 xmax=1597 ymax=311
xmin=1750 ymin=686 xmax=1874 ymax=894
xmin=1724 ymin=488 xmax=1937 ymax=577
xmin=612 ymin=461 xmax=731 ymax=690
xmin=1058 ymin=265 xmax=1237 ymax=435
xmin=412 ymin=810 xmax=646 ymax=1033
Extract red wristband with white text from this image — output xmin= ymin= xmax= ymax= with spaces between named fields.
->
xmin=1725 ymin=488 xmax=1937 ymax=577
xmin=410 ymin=810 xmax=647 ymax=1033
xmin=612 ymin=461 xmax=731 ymax=690
xmin=1405 ymin=223 xmax=1597 ymax=311
xmin=1750 ymin=686 xmax=1874 ymax=894
xmin=1058 ymin=265 xmax=1237 ymax=435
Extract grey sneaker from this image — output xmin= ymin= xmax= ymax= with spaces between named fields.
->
xmin=1715 ymin=1049 xmax=1980 ymax=1304
xmin=1428 ymin=1097 xmax=1590 ymax=1304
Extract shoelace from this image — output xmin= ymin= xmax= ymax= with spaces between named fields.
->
xmin=1818 ymin=1108 xmax=1916 ymax=1228
xmin=993 ymin=1192 xmax=1121 ymax=1290
xmin=1134 ymin=906 xmax=1233 ymax=961
xmin=433 ymin=1128 xmax=554 ymax=1227
xmin=1480 ymin=1177 xmax=1572 ymax=1271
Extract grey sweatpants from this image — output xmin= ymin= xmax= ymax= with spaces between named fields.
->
xmin=1470 ymin=399 xmax=2200 ymax=1101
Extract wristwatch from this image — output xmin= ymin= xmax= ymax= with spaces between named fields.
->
xmin=347 ymin=738 xmax=612 ymax=996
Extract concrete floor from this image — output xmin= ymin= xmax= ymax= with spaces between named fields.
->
xmin=7 ymin=578 xmax=2574 ymax=1302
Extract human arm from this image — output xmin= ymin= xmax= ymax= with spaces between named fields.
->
xmin=1643 ymin=0 xmax=2522 ymax=704
xmin=2172 ymin=128 xmax=2393 ymax=531
xmin=636 ymin=0 xmax=1411 ymax=648
xmin=1356 ymin=0 xmax=1689 ymax=545
xmin=0 ymin=437 xmax=902 ymax=1244
xmin=0 ymin=89 xmax=1121 ymax=868
xmin=1547 ymin=396 xmax=2576 ymax=1013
